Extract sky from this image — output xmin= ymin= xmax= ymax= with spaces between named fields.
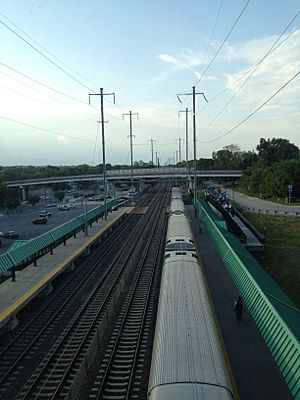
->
xmin=0 ymin=0 xmax=299 ymax=166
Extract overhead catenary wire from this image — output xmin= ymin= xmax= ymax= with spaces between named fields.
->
xmin=197 ymin=0 xmax=224 ymax=76
xmin=177 ymin=0 xmax=251 ymax=108
xmin=208 ymin=26 xmax=299 ymax=103
xmin=202 ymin=23 xmax=300 ymax=133
xmin=194 ymin=0 xmax=251 ymax=87
xmin=0 ymin=62 xmax=89 ymax=105
xmin=200 ymin=70 xmax=300 ymax=143
xmin=0 ymin=11 xmax=98 ymax=90
xmin=0 ymin=115 xmax=95 ymax=143
xmin=0 ymin=17 xmax=96 ymax=92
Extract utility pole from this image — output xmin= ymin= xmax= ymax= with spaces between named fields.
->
xmin=176 ymin=138 xmax=182 ymax=163
xmin=149 ymin=139 xmax=156 ymax=165
xmin=89 ymin=88 xmax=115 ymax=220
xmin=123 ymin=111 xmax=139 ymax=197
xmin=178 ymin=108 xmax=192 ymax=163
xmin=177 ymin=87 xmax=207 ymax=214
xmin=155 ymin=151 xmax=160 ymax=167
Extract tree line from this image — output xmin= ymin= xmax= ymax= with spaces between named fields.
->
xmin=0 ymin=137 xmax=299 ymax=209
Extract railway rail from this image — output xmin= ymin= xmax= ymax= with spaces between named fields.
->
xmin=0 ymin=184 xmax=168 ymax=400
xmin=87 ymin=187 xmax=169 ymax=400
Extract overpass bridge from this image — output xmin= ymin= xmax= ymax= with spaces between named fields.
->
xmin=6 ymin=167 xmax=242 ymax=188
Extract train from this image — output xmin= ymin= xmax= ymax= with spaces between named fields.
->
xmin=148 ymin=186 xmax=234 ymax=399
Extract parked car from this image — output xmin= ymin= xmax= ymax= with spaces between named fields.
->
xmin=32 ymin=217 xmax=48 ymax=225
xmin=4 ymin=231 xmax=19 ymax=239
xmin=58 ymin=205 xmax=71 ymax=211
xmin=40 ymin=211 xmax=51 ymax=217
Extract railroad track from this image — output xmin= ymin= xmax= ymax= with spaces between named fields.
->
xmin=88 ymin=188 xmax=169 ymax=399
xmin=1 ymin=185 xmax=168 ymax=399
xmin=0 ymin=186 xmax=160 ymax=400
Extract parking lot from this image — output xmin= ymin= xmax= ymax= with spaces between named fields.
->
xmin=0 ymin=201 xmax=101 ymax=254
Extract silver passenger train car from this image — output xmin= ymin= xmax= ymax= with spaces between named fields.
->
xmin=148 ymin=187 xmax=234 ymax=400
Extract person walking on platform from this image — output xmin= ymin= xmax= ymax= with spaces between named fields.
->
xmin=234 ymin=295 xmax=244 ymax=323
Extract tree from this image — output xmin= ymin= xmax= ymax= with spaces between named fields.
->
xmin=257 ymin=138 xmax=299 ymax=165
xmin=54 ymin=190 xmax=65 ymax=202
xmin=27 ymin=195 xmax=40 ymax=208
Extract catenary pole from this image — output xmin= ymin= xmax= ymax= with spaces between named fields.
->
xmin=149 ymin=139 xmax=156 ymax=165
xmin=177 ymin=87 xmax=207 ymax=215
xmin=89 ymin=88 xmax=115 ymax=220
xmin=123 ymin=111 xmax=139 ymax=197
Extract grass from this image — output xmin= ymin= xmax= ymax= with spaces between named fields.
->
xmin=238 ymin=210 xmax=300 ymax=309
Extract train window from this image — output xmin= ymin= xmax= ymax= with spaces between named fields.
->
xmin=189 ymin=239 xmax=195 ymax=244
xmin=165 ymin=254 xmax=170 ymax=259
xmin=175 ymin=239 xmax=184 ymax=241
xmin=175 ymin=252 xmax=187 ymax=255
xmin=166 ymin=239 xmax=171 ymax=243
xmin=192 ymin=254 xmax=198 ymax=259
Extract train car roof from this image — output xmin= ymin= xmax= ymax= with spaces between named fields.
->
xmin=148 ymin=257 xmax=233 ymax=398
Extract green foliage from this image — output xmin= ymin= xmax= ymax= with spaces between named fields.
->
xmin=239 ymin=160 xmax=300 ymax=199
xmin=239 ymin=211 xmax=300 ymax=309
xmin=257 ymin=138 xmax=299 ymax=165
xmin=0 ymin=184 xmax=21 ymax=210
xmin=27 ymin=195 xmax=40 ymax=206
xmin=54 ymin=190 xmax=65 ymax=202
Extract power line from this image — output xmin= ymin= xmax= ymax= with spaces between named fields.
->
xmin=200 ymin=70 xmax=300 ymax=143
xmin=208 ymin=26 xmax=298 ymax=104
xmin=0 ymin=11 xmax=98 ymax=90
xmin=202 ymin=24 xmax=300 ymax=133
xmin=194 ymin=0 xmax=251 ymax=87
xmin=0 ymin=62 xmax=88 ymax=105
xmin=0 ymin=115 xmax=95 ymax=143
xmin=0 ymin=17 xmax=95 ymax=92
xmin=197 ymin=0 xmax=224 ymax=76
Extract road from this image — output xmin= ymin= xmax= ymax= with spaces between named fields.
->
xmin=228 ymin=189 xmax=300 ymax=215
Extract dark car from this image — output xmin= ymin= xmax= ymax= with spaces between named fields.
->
xmin=32 ymin=217 xmax=48 ymax=225
xmin=4 ymin=231 xmax=19 ymax=239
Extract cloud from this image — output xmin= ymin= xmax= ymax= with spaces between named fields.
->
xmin=223 ymin=29 xmax=300 ymax=109
xmin=158 ymin=54 xmax=181 ymax=65
xmin=56 ymin=134 xmax=70 ymax=144
xmin=156 ymin=50 xmax=218 ymax=82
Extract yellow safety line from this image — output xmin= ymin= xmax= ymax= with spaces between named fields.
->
xmin=0 ymin=208 xmax=131 ymax=324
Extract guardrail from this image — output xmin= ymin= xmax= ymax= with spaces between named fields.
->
xmin=6 ymin=169 xmax=243 ymax=187
xmin=196 ymin=198 xmax=300 ymax=399
xmin=0 ymin=200 xmax=117 ymax=280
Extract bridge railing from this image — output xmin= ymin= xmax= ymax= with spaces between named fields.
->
xmin=196 ymin=198 xmax=300 ymax=399
xmin=6 ymin=168 xmax=243 ymax=187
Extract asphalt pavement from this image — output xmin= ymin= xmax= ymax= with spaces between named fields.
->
xmin=0 ymin=201 xmax=100 ymax=254
xmin=187 ymin=205 xmax=294 ymax=400
xmin=228 ymin=189 xmax=300 ymax=215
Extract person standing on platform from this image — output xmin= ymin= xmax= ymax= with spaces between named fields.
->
xmin=234 ymin=295 xmax=244 ymax=323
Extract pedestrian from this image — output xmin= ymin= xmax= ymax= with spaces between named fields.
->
xmin=234 ymin=295 xmax=244 ymax=323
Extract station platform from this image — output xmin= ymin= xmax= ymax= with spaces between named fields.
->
xmin=0 ymin=207 xmax=133 ymax=331
xmin=188 ymin=206 xmax=294 ymax=400
xmin=232 ymin=214 xmax=264 ymax=252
